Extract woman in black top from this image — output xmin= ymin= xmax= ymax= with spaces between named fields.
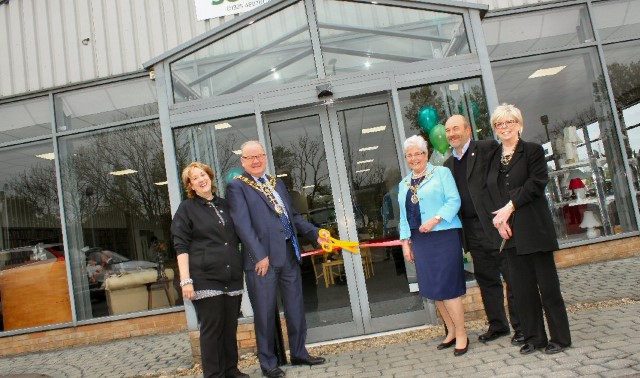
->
xmin=484 ymin=104 xmax=571 ymax=355
xmin=171 ymin=162 xmax=248 ymax=378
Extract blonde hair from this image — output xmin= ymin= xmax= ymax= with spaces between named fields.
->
xmin=181 ymin=162 xmax=216 ymax=199
xmin=491 ymin=103 xmax=524 ymax=133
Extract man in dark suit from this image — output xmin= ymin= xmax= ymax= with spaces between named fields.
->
xmin=226 ymin=141 xmax=327 ymax=378
xmin=443 ymin=115 xmax=523 ymax=345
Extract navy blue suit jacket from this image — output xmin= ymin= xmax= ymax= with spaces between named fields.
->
xmin=226 ymin=172 xmax=319 ymax=270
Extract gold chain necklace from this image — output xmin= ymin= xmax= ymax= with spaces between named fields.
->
xmin=235 ymin=175 xmax=284 ymax=214
xmin=501 ymin=140 xmax=519 ymax=166
xmin=405 ymin=167 xmax=436 ymax=204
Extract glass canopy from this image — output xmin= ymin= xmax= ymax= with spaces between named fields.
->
xmin=170 ymin=0 xmax=471 ymax=103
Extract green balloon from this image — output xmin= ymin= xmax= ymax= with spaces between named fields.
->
xmin=429 ymin=124 xmax=449 ymax=155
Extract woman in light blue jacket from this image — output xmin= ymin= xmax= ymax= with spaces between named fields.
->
xmin=398 ymin=135 xmax=468 ymax=356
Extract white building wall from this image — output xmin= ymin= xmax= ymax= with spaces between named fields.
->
xmin=0 ymin=0 xmax=559 ymax=99
xmin=0 ymin=0 xmax=237 ymax=98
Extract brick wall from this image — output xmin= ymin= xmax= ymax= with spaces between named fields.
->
xmin=0 ymin=312 xmax=186 ymax=357
xmin=554 ymin=237 xmax=640 ymax=268
xmin=3 ymin=236 xmax=640 ymax=359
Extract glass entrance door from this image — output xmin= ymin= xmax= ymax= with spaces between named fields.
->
xmin=264 ymin=95 xmax=425 ymax=342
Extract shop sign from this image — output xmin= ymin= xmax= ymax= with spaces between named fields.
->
xmin=194 ymin=0 xmax=272 ymax=20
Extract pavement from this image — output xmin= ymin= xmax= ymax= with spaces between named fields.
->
xmin=1 ymin=256 xmax=639 ymax=378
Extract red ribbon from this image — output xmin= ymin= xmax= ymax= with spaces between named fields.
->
xmin=300 ymin=238 xmax=403 ymax=258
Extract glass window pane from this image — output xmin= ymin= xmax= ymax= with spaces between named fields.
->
xmin=0 ymin=97 xmax=51 ymax=143
xmin=335 ymin=103 xmax=424 ymax=318
xmin=603 ymin=40 xmax=640 ymax=214
xmin=316 ymin=0 xmax=470 ymax=76
xmin=60 ymin=121 xmax=175 ymax=320
xmin=0 ymin=141 xmax=67 ymax=331
xmin=492 ymin=47 xmax=637 ymax=243
xmin=399 ymin=78 xmax=493 ymax=162
xmin=171 ymin=2 xmax=316 ymax=102
xmin=267 ymin=114 xmax=357 ymax=326
xmin=592 ymin=0 xmax=640 ymax=41
xmin=173 ymin=115 xmax=259 ymax=197
xmin=54 ymin=78 xmax=158 ymax=131
xmin=483 ymin=5 xmax=594 ymax=59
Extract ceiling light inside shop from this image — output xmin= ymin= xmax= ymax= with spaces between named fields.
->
xmin=359 ymin=146 xmax=379 ymax=152
xmin=154 ymin=181 xmax=168 ymax=186
xmin=362 ymin=125 xmax=386 ymax=134
xmin=528 ymin=65 xmax=566 ymax=79
xmin=36 ymin=152 xmax=55 ymax=160
xmin=277 ymin=173 xmax=288 ymax=177
xmin=356 ymin=169 xmax=370 ymax=173
xmin=303 ymin=185 xmax=314 ymax=189
xmin=214 ymin=122 xmax=232 ymax=130
xmin=233 ymin=150 xmax=242 ymax=155
xmin=357 ymin=159 xmax=374 ymax=164
xmin=110 ymin=169 xmax=138 ymax=176
xmin=449 ymin=84 xmax=459 ymax=91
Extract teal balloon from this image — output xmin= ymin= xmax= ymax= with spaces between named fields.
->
xmin=417 ymin=106 xmax=438 ymax=133
xmin=429 ymin=124 xmax=449 ymax=155
xmin=225 ymin=167 xmax=244 ymax=184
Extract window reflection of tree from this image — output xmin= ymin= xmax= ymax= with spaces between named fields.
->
xmin=216 ymin=132 xmax=241 ymax=178
xmin=7 ymin=164 xmax=60 ymax=225
xmin=62 ymin=122 xmax=170 ymax=254
xmin=272 ymin=135 xmax=329 ymax=209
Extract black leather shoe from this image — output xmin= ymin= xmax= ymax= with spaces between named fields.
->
xmin=225 ymin=368 xmax=250 ymax=378
xmin=544 ymin=342 xmax=567 ymax=354
xmin=519 ymin=343 xmax=544 ymax=355
xmin=436 ymin=338 xmax=456 ymax=350
xmin=511 ymin=331 xmax=525 ymax=345
xmin=261 ymin=366 xmax=286 ymax=378
xmin=478 ymin=329 xmax=510 ymax=343
xmin=453 ymin=338 xmax=469 ymax=357
xmin=290 ymin=355 xmax=326 ymax=366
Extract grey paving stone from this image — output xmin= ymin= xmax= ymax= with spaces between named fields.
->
xmin=575 ymin=364 xmax=610 ymax=375
xmin=542 ymin=370 xmax=579 ymax=378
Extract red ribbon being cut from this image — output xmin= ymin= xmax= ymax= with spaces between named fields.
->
xmin=301 ymin=238 xmax=403 ymax=258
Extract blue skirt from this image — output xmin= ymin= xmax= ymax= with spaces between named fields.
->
xmin=411 ymin=228 xmax=466 ymax=300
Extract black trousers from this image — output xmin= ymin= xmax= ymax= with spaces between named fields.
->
xmin=192 ymin=294 xmax=242 ymax=378
xmin=505 ymin=248 xmax=572 ymax=347
xmin=463 ymin=218 xmax=520 ymax=333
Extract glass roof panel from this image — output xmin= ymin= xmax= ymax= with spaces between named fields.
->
xmin=483 ymin=5 xmax=594 ymax=59
xmin=171 ymin=1 xmax=315 ymax=102
xmin=316 ymin=0 xmax=470 ymax=76
xmin=592 ymin=0 xmax=640 ymax=42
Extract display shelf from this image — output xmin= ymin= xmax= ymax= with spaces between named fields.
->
xmin=552 ymin=195 xmax=615 ymax=208
xmin=548 ymin=158 xmax=607 ymax=177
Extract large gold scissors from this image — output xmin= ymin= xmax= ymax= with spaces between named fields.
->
xmin=319 ymin=229 xmax=360 ymax=254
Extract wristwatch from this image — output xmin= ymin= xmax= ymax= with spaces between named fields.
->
xmin=434 ymin=215 xmax=443 ymax=222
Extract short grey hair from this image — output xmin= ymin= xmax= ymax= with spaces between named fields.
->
xmin=240 ymin=140 xmax=265 ymax=153
xmin=403 ymin=135 xmax=428 ymax=153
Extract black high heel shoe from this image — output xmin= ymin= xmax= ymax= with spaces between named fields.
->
xmin=436 ymin=338 xmax=456 ymax=350
xmin=453 ymin=338 xmax=469 ymax=356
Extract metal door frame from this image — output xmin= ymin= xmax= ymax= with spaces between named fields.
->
xmin=263 ymin=93 xmax=428 ymax=341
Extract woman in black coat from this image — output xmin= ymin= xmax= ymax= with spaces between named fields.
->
xmin=171 ymin=162 xmax=248 ymax=378
xmin=484 ymin=104 xmax=571 ymax=355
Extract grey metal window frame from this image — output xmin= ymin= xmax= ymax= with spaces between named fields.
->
xmin=483 ymin=0 xmax=640 ymax=245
